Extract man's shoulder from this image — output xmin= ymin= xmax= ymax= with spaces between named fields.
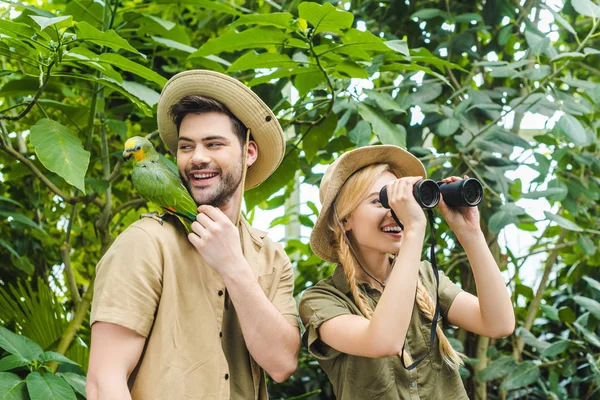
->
xmin=116 ymin=215 xmax=188 ymax=246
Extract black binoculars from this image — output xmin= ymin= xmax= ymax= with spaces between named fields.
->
xmin=379 ymin=178 xmax=484 ymax=210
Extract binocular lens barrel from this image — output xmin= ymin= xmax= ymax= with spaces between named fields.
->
xmin=379 ymin=178 xmax=483 ymax=210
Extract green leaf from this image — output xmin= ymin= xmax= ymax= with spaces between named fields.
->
xmin=521 ymin=187 xmax=567 ymax=199
xmin=56 ymin=373 xmax=86 ymax=398
xmin=75 ymin=21 xmax=140 ymax=55
xmin=544 ymin=211 xmax=583 ymax=232
xmin=540 ymin=340 xmax=571 ymax=357
xmin=408 ymin=83 xmax=443 ymax=105
xmin=0 ymin=355 xmax=29 ymax=372
xmin=0 ymin=372 xmax=26 ymax=400
xmin=541 ymin=304 xmax=560 ymax=321
xmin=436 ymin=118 xmax=460 ymax=137
xmin=117 ymin=80 xmax=160 ymax=107
xmin=29 ymin=15 xmax=71 ymax=31
xmin=0 ymin=239 xmax=20 ymax=259
xmin=0 ymin=327 xmax=43 ymax=362
xmin=583 ymin=277 xmax=600 ymax=293
xmin=550 ymin=52 xmax=585 ymax=62
xmin=192 ymin=27 xmax=287 ymax=56
xmin=29 ymin=119 xmax=90 ymax=193
xmin=304 ymin=114 xmax=337 ymax=163
xmin=0 ymin=19 xmax=36 ymax=39
xmin=500 ymin=361 xmax=540 ymax=390
xmin=26 ymin=372 xmax=76 ymax=400
xmin=559 ymin=306 xmax=576 ymax=323
xmin=357 ymin=103 xmax=406 ymax=147
xmin=230 ymin=12 xmax=294 ymax=29
xmin=384 ymin=40 xmax=409 ymax=57
xmin=144 ymin=14 xmax=176 ymax=30
xmin=574 ymin=323 xmax=600 ymax=348
xmin=244 ymin=149 xmax=299 ymax=210
xmin=228 ymin=52 xmax=296 ymax=72
xmin=410 ymin=8 xmax=448 ymax=20
xmin=541 ymin=4 xmax=577 ymax=36
xmin=525 ymin=31 xmax=550 ymax=57
xmin=152 ymin=36 xmax=197 ymax=53
xmin=574 ymin=296 xmax=600 ymax=320
xmin=477 ymin=355 xmax=515 ymax=381
xmin=571 ymin=0 xmax=600 ymax=18
xmin=348 ymin=120 xmax=371 ymax=147
xmin=488 ymin=210 xmax=519 ymax=233
xmin=363 ymin=90 xmax=406 ymax=113
xmin=298 ymin=2 xmax=354 ymax=35
xmin=584 ymin=47 xmax=600 ymax=56
xmin=63 ymin=47 xmax=123 ymax=83
xmin=98 ymin=53 xmax=167 ymax=86
xmin=39 ymin=352 xmax=79 ymax=367
xmin=455 ymin=13 xmax=483 ymax=23
xmin=556 ymin=114 xmax=588 ymax=146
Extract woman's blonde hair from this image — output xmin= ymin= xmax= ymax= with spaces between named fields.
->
xmin=329 ymin=163 xmax=463 ymax=370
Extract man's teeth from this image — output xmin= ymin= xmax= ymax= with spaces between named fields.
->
xmin=192 ymin=173 xmax=217 ymax=179
xmin=382 ymin=226 xmax=402 ymax=232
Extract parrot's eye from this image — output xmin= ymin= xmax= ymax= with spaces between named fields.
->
xmin=134 ymin=145 xmax=141 ymax=151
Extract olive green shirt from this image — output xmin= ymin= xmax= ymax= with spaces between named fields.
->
xmin=91 ymin=216 xmax=299 ymax=400
xmin=299 ymin=261 xmax=467 ymax=400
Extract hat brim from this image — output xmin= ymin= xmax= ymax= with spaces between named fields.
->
xmin=157 ymin=70 xmax=285 ymax=190
xmin=310 ymin=145 xmax=427 ymax=263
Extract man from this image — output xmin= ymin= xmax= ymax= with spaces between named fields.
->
xmin=86 ymin=70 xmax=300 ymax=400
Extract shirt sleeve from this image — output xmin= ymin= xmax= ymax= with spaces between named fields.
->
xmin=299 ymin=286 xmax=352 ymax=360
xmin=90 ymin=225 xmax=163 ymax=338
xmin=270 ymin=261 xmax=300 ymax=328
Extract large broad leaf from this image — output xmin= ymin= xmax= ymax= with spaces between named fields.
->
xmin=544 ymin=211 xmax=583 ymax=232
xmin=521 ymin=187 xmax=567 ymax=199
xmin=230 ymin=12 xmax=294 ymax=30
xmin=477 ymin=355 xmax=515 ymax=381
xmin=556 ymin=114 xmax=588 ymax=146
xmin=29 ymin=15 xmax=71 ymax=31
xmin=29 ymin=119 xmax=90 ymax=194
xmin=0 ymin=372 xmax=26 ymax=400
xmin=56 ymin=373 xmax=86 ymax=398
xmin=0 ymin=19 xmax=36 ymax=39
xmin=244 ymin=149 xmax=300 ymax=210
xmin=191 ymin=27 xmax=287 ymax=57
xmin=357 ymin=103 xmax=406 ymax=147
xmin=228 ymin=52 xmax=297 ymax=72
xmin=117 ymin=80 xmax=160 ymax=108
xmin=25 ymin=372 xmax=76 ymax=400
xmin=303 ymin=114 xmax=337 ymax=163
xmin=583 ymin=277 xmax=600 ymax=293
xmin=0 ymin=355 xmax=29 ymax=372
xmin=0 ymin=327 xmax=43 ymax=362
xmin=574 ymin=296 xmax=600 ymax=320
xmin=348 ymin=120 xmax=371 ymax=147
xmin=436 ymin=118 xmax=460 ymax=137
xmin=572 ymin=0 xmax=600 ymax=17
xmin=298 ymin=2 xmax=354 ymax=35
xmin=500 ymin=361 xmax=540 ymax=390
xmin=363 ymin=90 xmax=405 ymax=113
xmin=98 ymin=53 xmax=167 ymax=86
xmin=488 ymin=203 xmax=526 ymax=233
xmin=540 ymin=340 xmax=571 ymax=357
xmin=0 ymin=212 xmax=44 ymax=233
xmin=75 ymin=21 xmax=140 ymax=55
xmin=152 ymin=36 xmax=197 ymax=53
xmin=410 ymin=8 xmax=449 ymax=19
xmin=39 ymin=352 xmax=79 ymax=367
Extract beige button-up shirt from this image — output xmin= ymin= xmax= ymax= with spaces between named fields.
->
xmin=91 ymin=216 xmax=299 ymax=399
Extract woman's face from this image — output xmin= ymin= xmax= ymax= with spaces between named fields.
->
xmin=344 ymin=170 xmax=404 ymax=256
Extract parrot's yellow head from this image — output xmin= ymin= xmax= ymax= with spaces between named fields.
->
xmin=123 ymin=137 xmax=147 ymax=162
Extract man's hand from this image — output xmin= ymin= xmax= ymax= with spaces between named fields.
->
xmin=188 ymin=205 xmax=246 ymax=275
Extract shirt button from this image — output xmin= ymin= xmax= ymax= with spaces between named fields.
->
xmin=410 ymin=381 xmax=416 ymax=388
xmin=224 ymin=373 xmax=229 ymax=380
xmin=218 ymin=290 xmax=224 ymax=296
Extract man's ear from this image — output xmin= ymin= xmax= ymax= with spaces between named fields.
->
xmin=246 ymin=140 xmax=258 ymax=167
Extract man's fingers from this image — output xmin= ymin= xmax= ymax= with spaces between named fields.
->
xmin=196 ymin=212 xmax=215 ymax=229
xmin=197 ymin=205 xmax=230 ymax=224
xmin=188 ymin=231 xmax=203 ymax=249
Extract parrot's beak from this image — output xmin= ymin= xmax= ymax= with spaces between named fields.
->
xmin=123 ymin=150 xmax=132 ymax=161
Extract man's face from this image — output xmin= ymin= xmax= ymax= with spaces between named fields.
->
xmin=177 ymin=112 xmax=244 ymax=207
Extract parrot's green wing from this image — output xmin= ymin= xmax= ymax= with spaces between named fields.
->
xmin=131 ymin=159 xmax=198 ymax=227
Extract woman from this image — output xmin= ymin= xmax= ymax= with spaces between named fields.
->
xmin=299 ymin=145 xmax=515 ymax=399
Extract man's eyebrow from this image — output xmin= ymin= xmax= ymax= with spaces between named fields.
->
xmin=177 ymin=135 xmax=231 ymax=142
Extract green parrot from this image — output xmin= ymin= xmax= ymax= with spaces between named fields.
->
xmin=123 ymin=136 xmax=198 ymax=231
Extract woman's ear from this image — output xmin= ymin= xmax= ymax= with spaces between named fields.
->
xmin=341 ymin=216 xmax=351 ymax=232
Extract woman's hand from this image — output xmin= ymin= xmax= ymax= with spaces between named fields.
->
xmin=438 ymin=175 xmax=482 ymax=239
xmin=384 ymin=176 xmax=427 ymax=231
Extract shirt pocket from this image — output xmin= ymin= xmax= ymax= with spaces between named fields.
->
xmin=347 ymin=356 xmax=395 ymax=398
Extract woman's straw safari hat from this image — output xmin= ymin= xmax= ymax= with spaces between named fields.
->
xmin=310 ymin=145 xmax=427 ymax=263
xmin=157 ymin=70 xmax=285 ymax=190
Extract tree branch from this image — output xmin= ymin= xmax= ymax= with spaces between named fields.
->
xmin=111 ymin=198 xmax=146 ymax=219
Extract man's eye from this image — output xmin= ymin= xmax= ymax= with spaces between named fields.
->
xmin=208 ymin=143 xmax=223 ymax=147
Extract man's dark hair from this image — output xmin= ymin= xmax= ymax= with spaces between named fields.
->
xmin=169 ymin=95 xmax=248 ymax=147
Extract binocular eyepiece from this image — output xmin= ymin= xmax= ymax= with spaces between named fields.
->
xmin=379 ymin=178 xmax=484 ymax=210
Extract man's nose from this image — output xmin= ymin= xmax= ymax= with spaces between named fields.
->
xmin=191 ymin=147 xmax=211 ymax=165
